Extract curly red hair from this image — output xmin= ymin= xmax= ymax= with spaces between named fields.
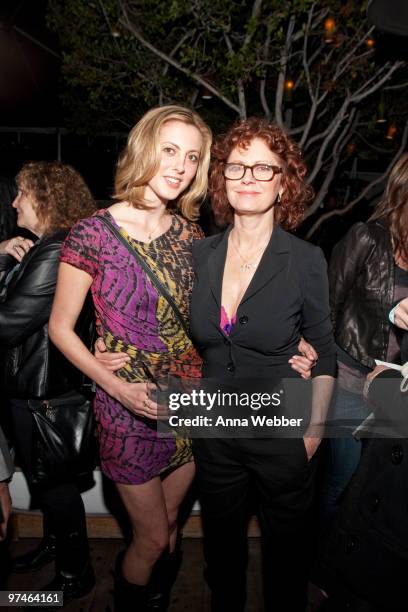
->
xmin=209 ymin=117 xmax=314 ymax=229
xmin=16 ymin=161 xmax=96 ymax=234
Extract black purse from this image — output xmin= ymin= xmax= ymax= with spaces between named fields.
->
xmin=29 ymin=390 xmax=97 ymax=487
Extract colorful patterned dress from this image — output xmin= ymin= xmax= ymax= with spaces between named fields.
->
xmin=60 ymin=209 xmax=203 ymax=484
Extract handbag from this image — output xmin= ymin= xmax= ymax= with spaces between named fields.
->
xmin=29 ymin=390 xmax=97 ymax=487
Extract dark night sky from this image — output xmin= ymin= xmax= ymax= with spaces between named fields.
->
xmin=0 ymin=0 xmax=61 ymax=127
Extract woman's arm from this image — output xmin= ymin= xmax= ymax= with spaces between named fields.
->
xmin=49 ymin=263 xmax=157 ymax=419
xmin=302 ymin=246 xmax=336 ymax=458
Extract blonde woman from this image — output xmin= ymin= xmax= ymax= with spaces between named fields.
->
xmin=49 ymin=106 xmax=212 ymax=611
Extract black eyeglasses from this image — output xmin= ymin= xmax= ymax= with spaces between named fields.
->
xmin=223 ymin=163 xmax=282 ymax=181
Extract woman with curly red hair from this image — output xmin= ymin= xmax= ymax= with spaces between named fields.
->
xmin=0 ymin=161 xmax=96 ymax=602
xmin=190 ymin=117 xmax=336 ymax=612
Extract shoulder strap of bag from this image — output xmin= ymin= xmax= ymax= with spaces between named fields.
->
xmin=95 ymin=214 xmax=190 ymax=338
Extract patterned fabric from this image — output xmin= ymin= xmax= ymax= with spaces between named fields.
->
xmin=220 ymin=305 xmax=236 ymax=336
xmin=60 ymin=208 xmax=203 ymax=484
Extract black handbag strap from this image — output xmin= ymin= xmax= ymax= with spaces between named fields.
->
xmin=95 ymin=214 xmax=190 ymax=338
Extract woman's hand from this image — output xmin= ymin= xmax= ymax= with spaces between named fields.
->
xmin=289 ymin=338 xmax=318 ymax=379
xmin=363 ymin=365 xmax=388 ymax=399
xmin=303 ymin=436 xmax=321 ymax=461
xmin=94 ymin=340 xmax=161 ymax=418
xmin=113 ymin=380 xmax=159 ymax=419
xmin=394 ymin=297 xmax=408 ymax=330
xmin=0 ymin=236 xmax=34 ymax=262
xmin=94 ymin=337 xmax=130 ymax=372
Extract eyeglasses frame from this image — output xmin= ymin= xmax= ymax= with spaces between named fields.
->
xmin=222 ymin=162 xmax=283 ymax=182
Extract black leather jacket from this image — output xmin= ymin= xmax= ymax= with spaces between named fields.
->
xmin=329 ymin=220 xmax=394 ymax=369
xmin=0 ymin=230 xmax=94 ymax=399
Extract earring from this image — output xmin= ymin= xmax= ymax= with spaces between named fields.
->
xmin=275 ymin=193 xmax=281 ymax=205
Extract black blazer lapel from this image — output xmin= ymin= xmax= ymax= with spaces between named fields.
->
xmin=240 ymin=225 xmax=291 ymax=307
xmin=207 ymin=227 xmax=231 ymax=309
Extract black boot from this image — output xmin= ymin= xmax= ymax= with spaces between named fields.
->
xmin=147 ymin=543 xmax=183 ymax=611
xmin=12 ymin=534 xmax=57 ymax=573
xmin=113 ymin=551 xmax=149 ymax=612
xmin=42 ymin=560 xmax=95 ymax=599
xmin=38 ymin=530 xmax=94 ymax=609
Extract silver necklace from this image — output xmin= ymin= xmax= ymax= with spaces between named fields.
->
xmin=230 ymin=232 xmax=269 ymax=272
xmin=146 ymin=213 xmax=169 ymax=241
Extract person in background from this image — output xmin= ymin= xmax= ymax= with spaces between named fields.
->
xmin=0 ymin=176 xmax=17 ymax=242
xmin=323 ymin=152 xmax=408 ymax=517
xmin=316 ymin=296 xmax=408 ymax=612
xmin=0 ymin=161 xmax=96 ymax=602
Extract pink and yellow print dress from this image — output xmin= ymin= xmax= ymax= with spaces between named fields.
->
xmin=60 ymin=209 xmax=203 ymax=484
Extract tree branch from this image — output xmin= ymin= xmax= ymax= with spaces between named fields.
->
xmin=306 ymin=108 xmax=357 ymax=217
xmin=307 ymin=99 xmax=350 ymax=183
xmin=350 ymin=61 xmax=404 ymax=103
xmin=224 ymin=32 xmax=246 ymax=118
xmin=305 ymin=119 xmax=408 ymax=239
xmin=275 ymin=15 xmax=296 ymax=127
xmin=118 ymin=4 xmax=241 ymax=114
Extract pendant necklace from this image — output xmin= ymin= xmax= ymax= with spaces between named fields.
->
xmin=146 ymin=213 xmax=169 ymax=241
xmin=230 ymin=232 xmax=269 ymax=272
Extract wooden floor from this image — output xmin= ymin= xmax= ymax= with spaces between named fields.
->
xmin=4 ymin=537 xmax=263 ymax=611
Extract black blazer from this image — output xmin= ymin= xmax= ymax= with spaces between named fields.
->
xmin=190 ymin=225 xmax=336 ymax=381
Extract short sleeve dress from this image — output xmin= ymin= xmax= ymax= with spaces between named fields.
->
xmin=60 ymin=208 xmax=204 ymax=485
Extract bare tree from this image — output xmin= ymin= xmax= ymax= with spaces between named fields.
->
xmin=48 ymin=0 xmax=408 ymax=235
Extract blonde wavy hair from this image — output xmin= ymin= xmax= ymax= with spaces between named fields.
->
xmin=114 ymin=105 xmax=212 ymax=221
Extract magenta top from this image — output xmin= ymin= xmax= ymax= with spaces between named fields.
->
xmin=220 ymin=305 xmax=236 ymax=336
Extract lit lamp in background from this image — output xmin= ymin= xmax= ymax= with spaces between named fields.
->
xmin=366 ymin=37 xmax=375 ymax=49
xmin=111 ymin=24 xmax=121 ymax=38
xmin=284 ymin=78 xmax=294 ymax=98
xmin=324 ymin=17 xmax=336 ymax=43
xmin=386 ymin=123 xmax=397 ymax=140
xmin=201 ymin=87 xmax=213 ymax=100
xmin=376 ymin=100 xmax=387 ymax=124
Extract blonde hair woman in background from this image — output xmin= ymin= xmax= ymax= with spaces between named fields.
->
xmin=49 ymin=106 xmax=211 ymax=611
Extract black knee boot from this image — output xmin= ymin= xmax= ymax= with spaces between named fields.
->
xmin=113 ymin=551 xmax=149 ymax=612
xmin=147 ymin=540 xmax=183 ymax=611
xmin=13 ymin=511 xmax=57 ymax=573
xmin=41 ymin=531 xmax=95 ymax=601
xmin=12 ymin=533 xmax=57 ymax=573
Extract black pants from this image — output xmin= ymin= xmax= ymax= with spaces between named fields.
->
xmin=193 ymin=437 xmax=317 ymax=612
xmin=9 ymin=399 xmax=89 ymax=573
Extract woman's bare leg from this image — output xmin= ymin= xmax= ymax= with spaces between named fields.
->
xmin=115 ymin=461 xmax=195 ymax=585
xmin=116 ymin=477 xmax=169 ymax=585
xmin=162 ymin=461 xmax=196 ymax=550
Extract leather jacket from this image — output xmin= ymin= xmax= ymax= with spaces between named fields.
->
xmin=329 ymin=220 xmax=394 ymax=369
xmin=0 ymin=230 xmax=94 ymax=399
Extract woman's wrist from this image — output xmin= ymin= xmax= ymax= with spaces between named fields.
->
xmin=104 ymin=373 xmax=125 ymax=400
